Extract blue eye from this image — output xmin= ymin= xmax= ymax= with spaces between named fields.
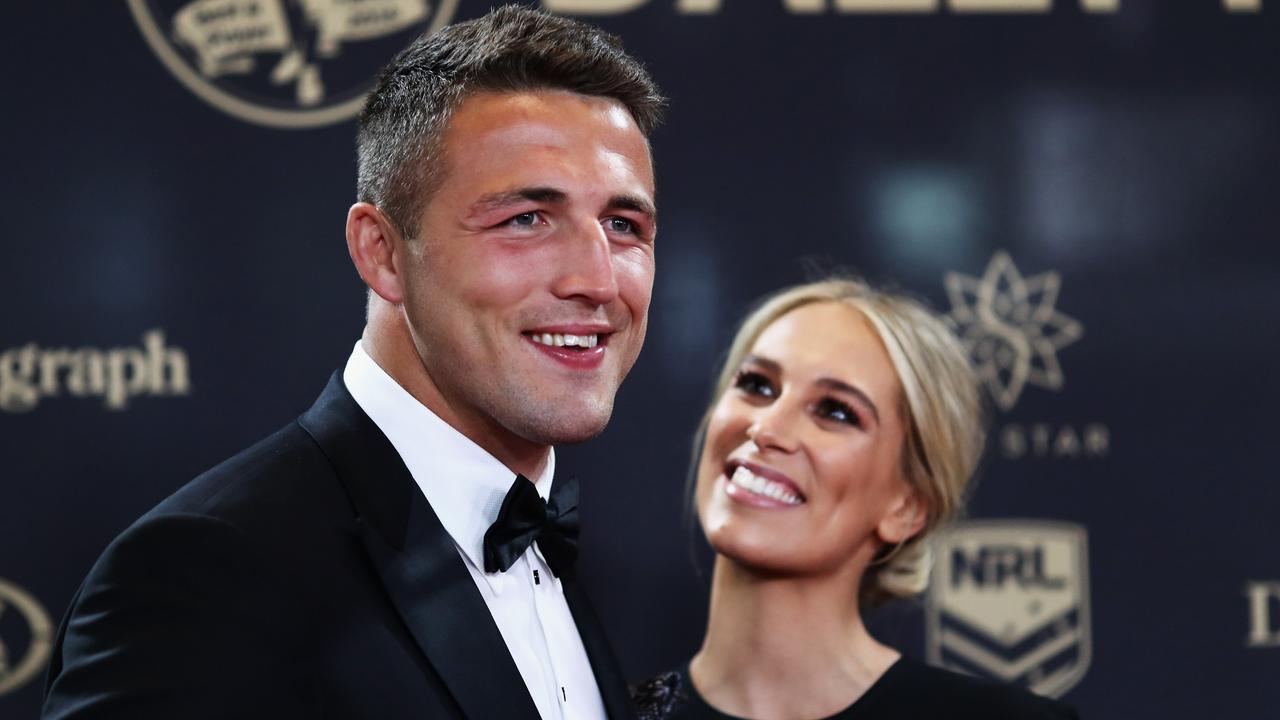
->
xmin=815 ymin=397 xmax=860 ymax=427
xmin=604 ymin=217 xmax=634 ymax=233
xmin=509 ymin=212 xmax=539 ymax=227
xmin=734 ymin=370 xmax=776 ymax=398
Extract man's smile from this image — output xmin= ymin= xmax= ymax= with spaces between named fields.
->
xmin=521 ymin=325 xmax=615 ymax=370
xmin=526 ymin=332 xmax=600 ymax=348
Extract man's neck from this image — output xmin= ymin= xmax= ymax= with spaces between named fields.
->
xmin=360 ymin=323 xmax=550 ymax=479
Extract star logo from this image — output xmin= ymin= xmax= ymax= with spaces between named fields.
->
xmin=944 ymin=251 xmax=1083 ymax=411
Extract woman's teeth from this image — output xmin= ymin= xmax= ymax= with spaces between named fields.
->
xmin=529 ymin=333 xmax=599 ymax=348
xmin=730 ymin=466 xmax=803 ymax=505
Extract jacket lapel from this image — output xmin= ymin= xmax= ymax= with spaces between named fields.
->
xmin=562 ymin=575 xmax=638 ymax=720
xmin=299 ymin=373 xmax=540 ymax=720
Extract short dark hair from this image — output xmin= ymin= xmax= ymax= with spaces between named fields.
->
xmin=356 ymin=4 xmax=665 ymax=239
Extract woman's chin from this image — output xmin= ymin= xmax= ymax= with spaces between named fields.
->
xmin=705 ymin=526 xmax=801 ymax=576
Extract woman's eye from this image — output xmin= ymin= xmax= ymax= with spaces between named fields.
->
xmin=815 ymin=398 xmax=860 ymax=427
xmin=733 ymin=370 xmax=776 ymax=398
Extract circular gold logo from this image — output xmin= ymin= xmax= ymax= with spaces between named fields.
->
xmin=0 ymin=579 xmax=53 ymax=697
xmin=127 ymin=0 xmax=462 ymax=129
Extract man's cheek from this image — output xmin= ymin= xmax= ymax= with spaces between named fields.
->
xmin=616 ymin=257 xmax=655 ymax=306
xmin=615 ymin=245 xmax=655 ymax=274
xmin=461 ymin=262 xmax=536 ymax=307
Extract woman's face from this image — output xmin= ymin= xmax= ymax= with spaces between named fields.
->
xmin=696 ymin=301 xmax=923 ymax=578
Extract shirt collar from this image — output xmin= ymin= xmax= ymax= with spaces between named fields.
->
xmin=342 ymin=341 xmax=554 ymax=579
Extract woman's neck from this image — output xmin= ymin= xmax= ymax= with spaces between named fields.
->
xmin=690 ymin=558 xmax=900 ymax=720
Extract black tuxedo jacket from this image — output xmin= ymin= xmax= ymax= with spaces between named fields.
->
xmin=43 ymin=374 xmax=636 ymax=719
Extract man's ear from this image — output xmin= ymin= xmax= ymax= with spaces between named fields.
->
xmin=346 ymin=202 xmax=406 ymax=304
xmin=876 ymin=486 xmax=928 ymax=545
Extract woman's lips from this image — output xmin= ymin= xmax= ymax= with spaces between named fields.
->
xmin=722 ymin=462 xmax=805 ymax=507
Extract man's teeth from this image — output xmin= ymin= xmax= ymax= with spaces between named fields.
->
xmin=729 ymin=466 xmax=803 ymax=505
xmin=530 ymin=332 xmax=599 ymax=348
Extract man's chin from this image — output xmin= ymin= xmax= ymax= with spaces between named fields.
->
xmin=513 ymin=402 xmax=614 ymax=447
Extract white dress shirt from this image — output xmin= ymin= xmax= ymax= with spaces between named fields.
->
xmin=343 ymin=342 xmax=606 ymax=720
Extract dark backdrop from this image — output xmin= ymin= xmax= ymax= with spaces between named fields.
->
xmin=3 ymin=1 xmax=1278 ymax=717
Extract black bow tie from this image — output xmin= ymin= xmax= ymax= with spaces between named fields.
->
xmin=482 ymin=474 xmax=579 ymax=578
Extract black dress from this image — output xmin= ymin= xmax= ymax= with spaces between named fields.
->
xmin=632 ymin=658 xmax=1080 ymax=720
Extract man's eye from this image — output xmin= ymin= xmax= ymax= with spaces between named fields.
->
xmin=815 ymin=398 xmax=860 ymax=427
xmin=507 ymin=212 xmax=540 ymax=227
xmin=604 ymin=217 xmax=634 ymax=234
xmin=733 ymin=370 xmax=776 ymax=398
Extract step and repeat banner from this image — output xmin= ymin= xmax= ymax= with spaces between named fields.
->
xmin=2 ymin=1 xmax=1277 ymax=717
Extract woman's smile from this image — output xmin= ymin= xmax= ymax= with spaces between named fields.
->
xmin=722 ymin=461 xmax=806 ymax=507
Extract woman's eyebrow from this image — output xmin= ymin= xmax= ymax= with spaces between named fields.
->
xmin=816 ymin=378 xmax=880 ymax=424
xmin=742 ymin=354 xmax=780 ymax=375
xmin=743 ymin=353 xmax=881 ymax=424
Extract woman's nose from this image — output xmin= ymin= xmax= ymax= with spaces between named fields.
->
xmin=746 ymin=401 xmax=800 ymax=454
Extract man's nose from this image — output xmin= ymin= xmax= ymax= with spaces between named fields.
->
xmin=551 ymin=219 xmax=619 ymax=306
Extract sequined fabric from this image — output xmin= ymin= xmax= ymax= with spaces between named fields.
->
xmin=631 ymin=670 xmax=689 ymax=720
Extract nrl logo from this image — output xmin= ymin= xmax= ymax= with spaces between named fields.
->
xmin=926 ymin=521 xmax=1091 ymax=698
xmin=127 ymin=0 xmax=461 ymax=128
xmin=0 ymin=579 xmax=53 ymax=697
xmin=944 ymin=251 xmax=1083 ymax=412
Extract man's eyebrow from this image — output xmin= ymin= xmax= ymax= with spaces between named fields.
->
xmin=468 ymin=187 xmax=568 ymax=217
xmin=465 ymin=188 xmax=655 ymax=223
xmin=608 ymin=194 xmax=657 ymax=221
xmin=742 ymin=353 xmax=881 ymax=425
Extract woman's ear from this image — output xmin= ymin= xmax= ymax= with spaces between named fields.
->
xmin=876 ymin=486 xmax=928 ymax=545
xmin=346 ymin=202 xmax=406 ymax=304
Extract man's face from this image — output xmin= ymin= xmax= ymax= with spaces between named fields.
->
xmin=400 ymin=90 xmax=656 ymax=451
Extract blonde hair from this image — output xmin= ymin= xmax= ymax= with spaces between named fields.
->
xmin=695 ymin=278 xmax=986 ymax=606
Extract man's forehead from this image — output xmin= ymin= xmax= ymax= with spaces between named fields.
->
xmin=443 ymin=89 xmax=643 ymax=142
xmin=428 ymin=91 xmax=655 ymax=206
